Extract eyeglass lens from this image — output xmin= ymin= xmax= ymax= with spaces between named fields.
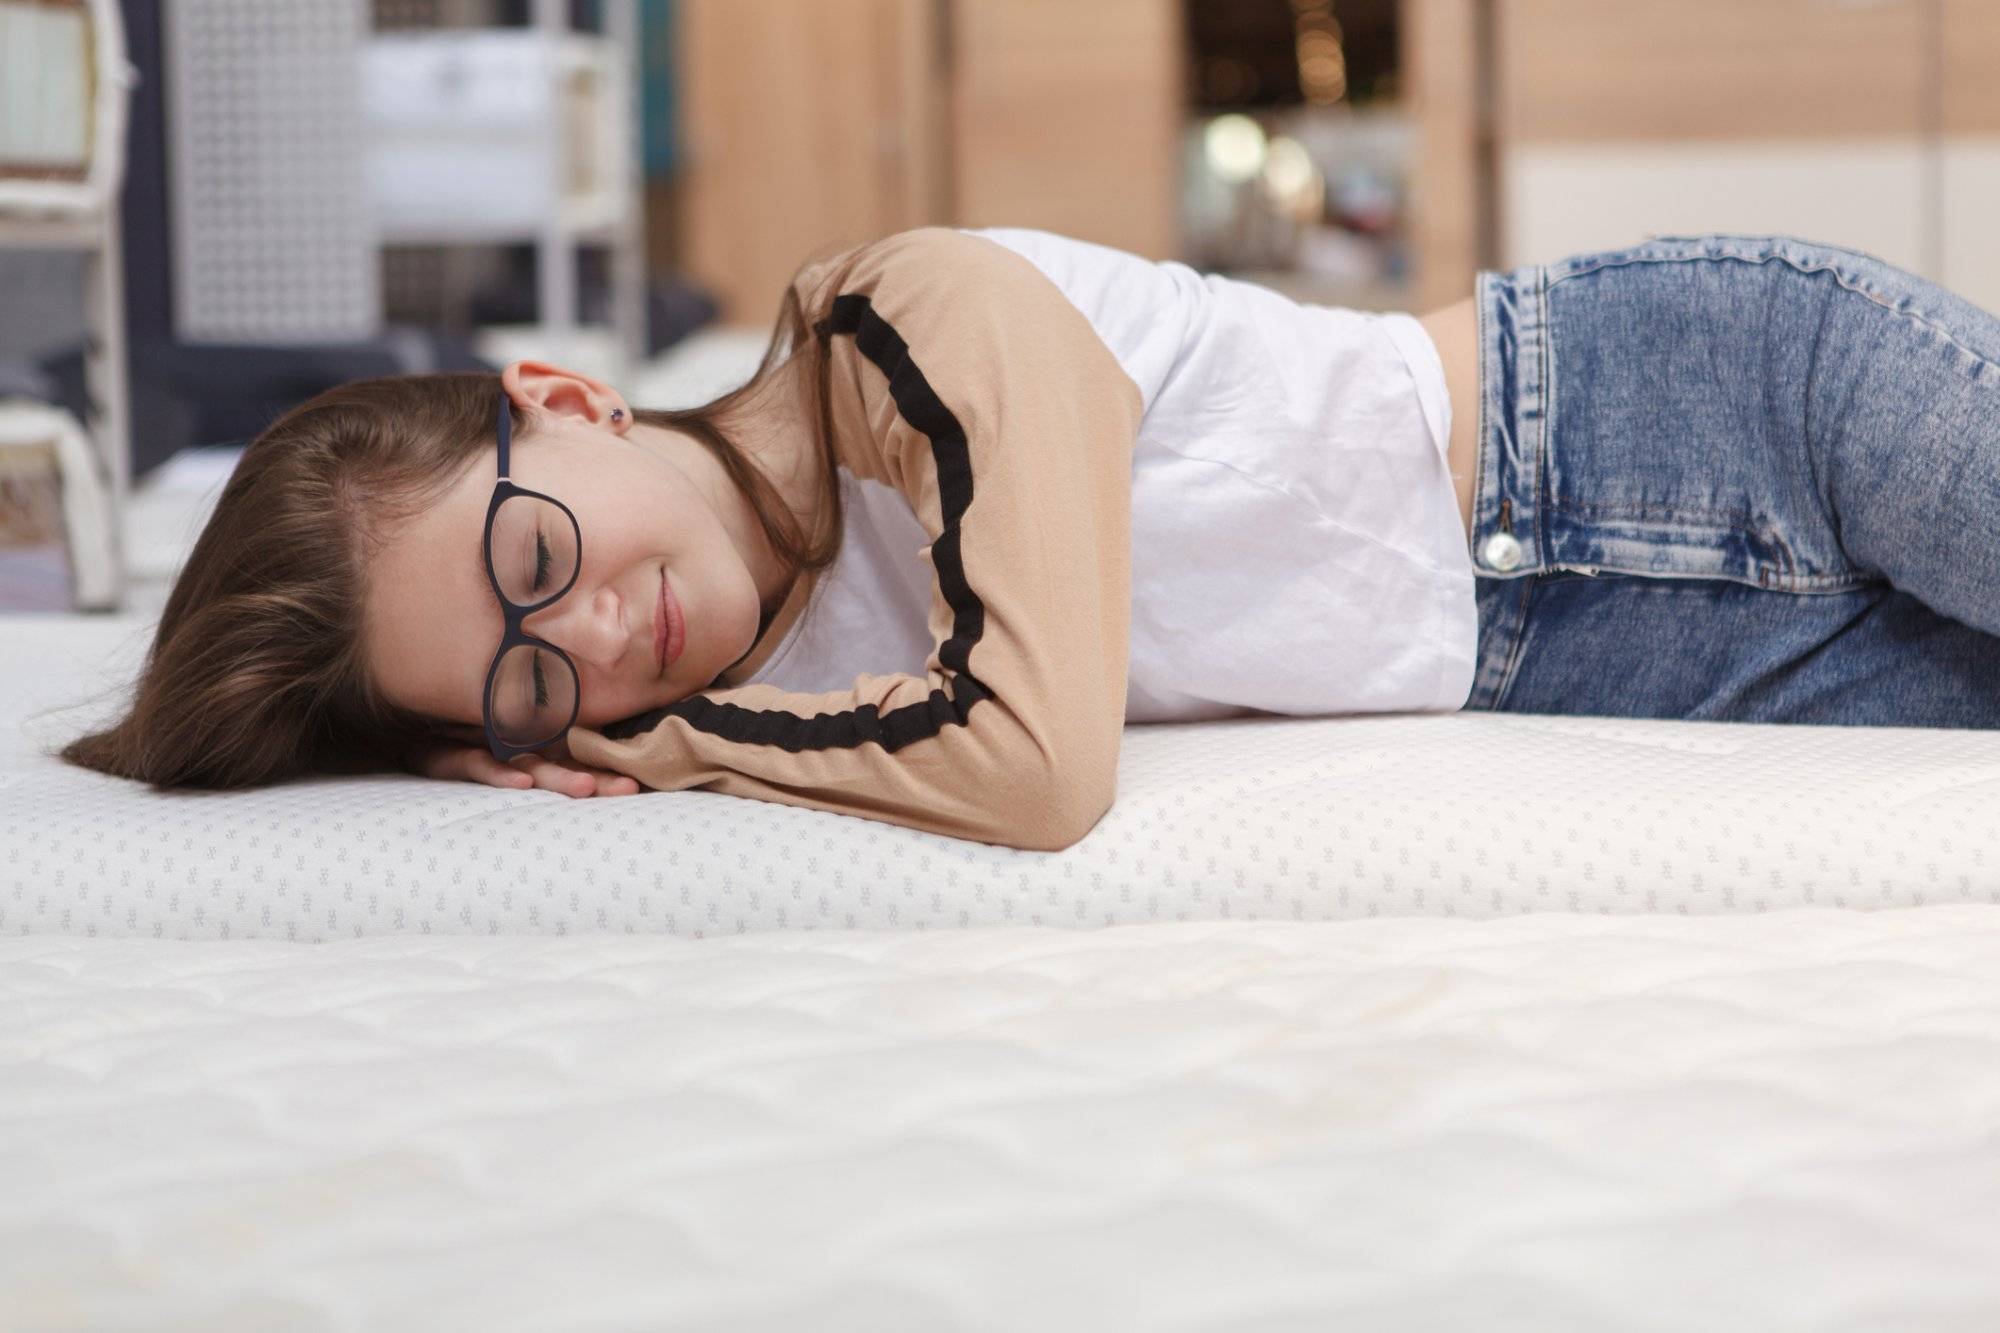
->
xmin=491 ymin=494 xmax=579 ymax=605
xmin=489 ymin=644 xmax=579 ymax=747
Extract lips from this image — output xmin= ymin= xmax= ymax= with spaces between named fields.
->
xmin=654 ymin=566 xmax=684 ymax=673
xmin=655 ymin=569 xmax=669 ymax=673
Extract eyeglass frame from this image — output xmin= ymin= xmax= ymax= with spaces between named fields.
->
xmin=480 ymin=391 xmax=585 ymax=762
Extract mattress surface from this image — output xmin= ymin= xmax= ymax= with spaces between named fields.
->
xmin=5 ymin=904 xmax=2000 ymax=1330
xmin=8 ymin=614 xmax=2000 ymax=938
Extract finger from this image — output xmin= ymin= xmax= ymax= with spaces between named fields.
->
xmin=566 ymin=763 xmax=639 ymax=796
xmin=594 ymin=771 xmax=640 ymax=796
xmin=462 ymin=750 xmax=532 ymax=789
xmin=533 ymin=758 xmax=637 ymax=797
xmin=513 ymin=754 xmax=596 ymax=798
xmin=415 ymin=744 xmax=524 ymax=789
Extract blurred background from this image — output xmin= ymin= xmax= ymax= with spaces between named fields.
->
xmin=2 ymin=0 xmax=1997 ymax=613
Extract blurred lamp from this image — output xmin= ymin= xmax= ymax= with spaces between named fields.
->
xmin=1262 ymin=135 xmax=1317 ymax=204
xmin=1204 ymin=114 xmax=1267 ymax=185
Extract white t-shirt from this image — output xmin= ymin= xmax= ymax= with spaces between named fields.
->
xmin=734 ymin=226 xmax=1478 ymax=724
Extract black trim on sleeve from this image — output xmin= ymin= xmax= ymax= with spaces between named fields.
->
xmin=596 ymin=294 xmax=996 ymax=748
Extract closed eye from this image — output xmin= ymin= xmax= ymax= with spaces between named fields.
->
xmin=533 ymin=532 xmax=552 ymax=593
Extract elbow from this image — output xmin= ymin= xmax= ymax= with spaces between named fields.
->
xmin=1001 ymin=786 xmax=1111 ymax=852
xmin=1004 ymin=750 xmax=1116 ymax=853
xmin=1048 ymin=725 xmax=1121 ymax=849
xmin=973 ymin=707 xmax=1121 ymax=851
xmin=1056 ymin=780 xmax=1117 ymax=850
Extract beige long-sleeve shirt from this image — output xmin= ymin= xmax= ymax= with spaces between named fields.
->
xmin=563 ymin=227 xmax=1145 ymax=851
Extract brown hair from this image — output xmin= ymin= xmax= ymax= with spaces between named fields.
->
xmin=52 ymin=250 xmax=863 ymax=790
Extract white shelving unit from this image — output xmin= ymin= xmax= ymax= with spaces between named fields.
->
xmin=364 ymin=0 xmax=647 ymax=378
xmin=0 ymin=0 xmax=139 ymax=610
xmin=161 ymin=0 xmax=647 ymax=367
xmin=0 ymin=0 xmax=648 ymax=615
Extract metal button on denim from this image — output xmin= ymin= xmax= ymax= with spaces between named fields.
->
xmin=1481 ymin=532 xmax=1523 ymax=571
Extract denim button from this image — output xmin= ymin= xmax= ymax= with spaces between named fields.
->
xmin=1481 ymin=532 xmax=1523 ymax=571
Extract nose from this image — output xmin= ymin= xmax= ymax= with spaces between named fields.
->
xmin=521 ymin=581 xmax=624 ymax=669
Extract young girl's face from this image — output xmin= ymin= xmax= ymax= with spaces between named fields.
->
xmin=362 ymin=361 xmax=797 ymax=742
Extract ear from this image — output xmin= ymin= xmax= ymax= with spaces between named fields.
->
xmin=502 ymin=359 xmax=628 ymax=429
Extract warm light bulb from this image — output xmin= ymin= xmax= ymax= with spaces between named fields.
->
xmin=1203 ymin=114 xmax=1268 ymax=185
xmin=1262 ymin=135 xmax=1316 ymax=202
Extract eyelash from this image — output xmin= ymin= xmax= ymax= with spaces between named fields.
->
xmin=530 ymin=531 xmax=552 ymax=710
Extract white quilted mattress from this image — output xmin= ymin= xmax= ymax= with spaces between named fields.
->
xmin=7 ymin=906 xmax=2000 ymax=1330
xmin=12 ymin=324 xmax=2000 ymax=1327
xmin=7 ymin=614 xmax=2000 ymax=938
xmin=12 ymin=593 xmax=2000 ymax=1327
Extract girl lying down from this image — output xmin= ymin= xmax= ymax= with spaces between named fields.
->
xmin=59 ymin=227 xmax=2000 ymax=850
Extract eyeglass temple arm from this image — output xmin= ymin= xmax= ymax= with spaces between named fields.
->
xmin=496 ymin=392 xmax=512 ymax=479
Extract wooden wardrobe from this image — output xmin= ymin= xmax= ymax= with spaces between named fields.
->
xmin=675 ymin=0 xmax=1184 ymax=329
xmin=1408 ymin=0 xmax=2000 ymax=315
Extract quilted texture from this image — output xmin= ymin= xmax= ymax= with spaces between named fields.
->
xmin=5 ymin=905 xmax=2000 ymax=1330
xmin=9 ymin=615 xmax=2000 ymax=938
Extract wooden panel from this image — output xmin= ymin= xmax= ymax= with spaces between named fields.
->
xmin=950 ymin=0 xmax=1181 ymax=260
xmin=1502 ymin=139 xmax=1929 ymax=271
xmin=1403 ymin=0 xmax=1487 ymax=309
xmin=1940 ymin=1 xmax=2000 ymax=312
xmin=1941 ymin=140 xmax=2000 ymax=317
xmin=1498 ymin=0 xmax=1926 ymax=142
xmin=678 ymin=0 xmax=944 ymax=327
xmin=1943 ymin=0 xmax=2000 ymax=135
xmin=890 ymin=0 xmax=949 ymax=226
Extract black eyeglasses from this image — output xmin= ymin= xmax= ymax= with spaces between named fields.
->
xmin=480 ymin=392 xmax=584 ymax=761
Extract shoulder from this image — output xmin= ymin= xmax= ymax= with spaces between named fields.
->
xmin=870 ymin=225 xmax=1037 ymax=268
xmin=797 ymin=227 xmax=1064 ymax=310
xmin=801 ymin=229 xmax=1141 ymax=415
